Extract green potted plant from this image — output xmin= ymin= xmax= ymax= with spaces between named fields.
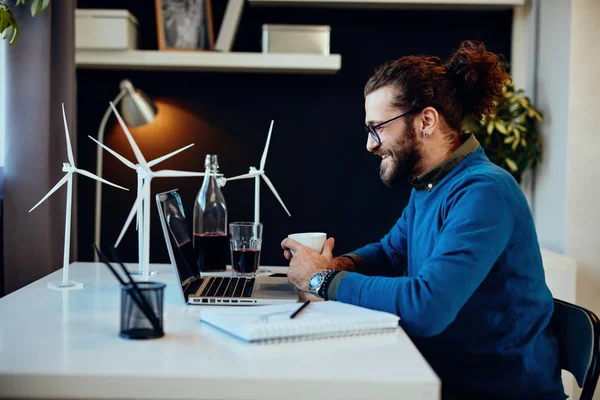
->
xmin=0 ymin=0 xmax=50 ymax=44
xmin=464 ymin=81 xmax=543 ymax=184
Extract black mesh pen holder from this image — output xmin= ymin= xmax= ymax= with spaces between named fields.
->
xmin=120 ymin=282 xmax=165 ymax=340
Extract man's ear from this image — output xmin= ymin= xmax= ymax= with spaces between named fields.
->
xmin=419 ymin=107 xmax=439 ymax=137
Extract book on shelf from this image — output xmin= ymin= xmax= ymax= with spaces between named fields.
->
xmin=215 ymin=0 xmax=245 ymax=52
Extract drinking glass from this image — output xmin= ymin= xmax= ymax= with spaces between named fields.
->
xmin=229 ymin=222 xmax=263 ymax=277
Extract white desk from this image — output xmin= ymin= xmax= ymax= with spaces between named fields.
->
xmin=0 ymin=262 xmax=440 ymax=400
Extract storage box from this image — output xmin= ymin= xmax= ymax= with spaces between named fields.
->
xmin=262 ymin=24 xmax=330 ymax=55
xmin=75 ymin=9 xmax=138 ymax=50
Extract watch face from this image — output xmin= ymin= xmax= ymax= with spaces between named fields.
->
xmin=308 ymin=273 xmax=325 ymax=290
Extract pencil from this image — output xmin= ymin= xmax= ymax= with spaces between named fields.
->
xmin=290 ymin=300 xmax=311 ymax=319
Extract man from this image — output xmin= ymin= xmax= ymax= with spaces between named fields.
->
xmin=281 ymin=41 xmax=566 ymax=400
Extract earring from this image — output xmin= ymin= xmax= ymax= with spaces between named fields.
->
xmin=423 ymin=131 xmax=429 ymax=137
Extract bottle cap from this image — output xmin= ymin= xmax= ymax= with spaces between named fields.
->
xmin=205 ymin=154 xmax=219 ymax=172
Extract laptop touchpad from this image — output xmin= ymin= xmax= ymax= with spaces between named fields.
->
xmin=254 ymin=277 xmax=298 ymax=300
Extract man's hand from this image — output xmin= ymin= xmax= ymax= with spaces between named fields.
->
xmin=281 ymin=237 xmax=335 ymax=292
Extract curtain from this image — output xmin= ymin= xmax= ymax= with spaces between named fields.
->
xmin=3 ymin=1 xmax=76 ymax=294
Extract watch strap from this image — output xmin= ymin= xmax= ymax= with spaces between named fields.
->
xmin=318 ymin=270 xmax=341 ymax=300
xmin=326 ymin=271 xmax=349 ymax=301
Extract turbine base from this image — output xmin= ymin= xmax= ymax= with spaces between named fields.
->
xmin=47 ymin=281 xmax=84 ymax=291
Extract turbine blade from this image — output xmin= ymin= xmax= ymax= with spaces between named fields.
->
xmin=109 ymin=102 xmax=149 ymax=170
xmin=29 ymin=173 xmax=70 ymax=213
xmin=74 ymin=168 xmax=129 ymax=191
xmin=62 ymin=103 xmax=75 ymax=166
xmin=88 ymin=135 xmax=136 ymax=169
xmin=152 ymin=170 xmax=207 ymax=178
xmin=226 ymin=172 xmax=260 ymax=181
xmin=148 ymin=143 xmax=195 ymax=168
xmin=114 ymin=182 xmax=146 ymax=247
xmin=261 ymin=174 xmax=291 ymax=217
xmin=259 ymin=120 xmax=274 ymax=170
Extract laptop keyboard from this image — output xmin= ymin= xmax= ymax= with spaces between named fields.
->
xmin=187 ymin=278 xmax=204 ymax=296
xmin=199 ymin=277 xmax=255 ymax=298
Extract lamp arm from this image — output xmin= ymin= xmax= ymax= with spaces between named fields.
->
xmin=93 ymin=90 xmax=127 ymax=261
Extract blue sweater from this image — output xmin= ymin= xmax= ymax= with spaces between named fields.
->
xmin=337 ymin=147 xmax=566 ymax=399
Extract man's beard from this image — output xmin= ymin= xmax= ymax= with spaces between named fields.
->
xmin=378 ymin=125 xmax=422 ymax=186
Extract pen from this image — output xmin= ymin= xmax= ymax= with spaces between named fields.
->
xmin=290 ymin=300 xmax=311 ymax=319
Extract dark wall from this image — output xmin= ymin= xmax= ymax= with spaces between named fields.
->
xmin=76 ymin=1 xmax=513 ymax=266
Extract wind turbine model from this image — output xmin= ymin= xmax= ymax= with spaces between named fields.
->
xmin=29 ymin=104 xmax=128 ymax=290
xmin=108 ymin=102 xmax=212 ymax=281
xmin=226 ymin=120 xmax=291 ymax=223
xmin=88 ymin=135 xmax=194 ymax=275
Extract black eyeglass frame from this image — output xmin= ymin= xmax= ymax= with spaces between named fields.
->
xmin=364 ymin=110 xmax=413 ymax=144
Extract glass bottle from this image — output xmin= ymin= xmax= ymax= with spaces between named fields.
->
xmin=193 ymin=154 xmax=228 ymax=273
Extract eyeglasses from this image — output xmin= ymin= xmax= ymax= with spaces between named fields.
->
xmin=364 ymin=110 xmax=413 ymax=144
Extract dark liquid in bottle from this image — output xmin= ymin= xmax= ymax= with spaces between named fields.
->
xmin=231 ymin=248 xmax=260 ymax=274
xmin=193 ymin=233 xmax=228 ymax=272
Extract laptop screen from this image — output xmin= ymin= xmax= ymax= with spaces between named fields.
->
xmin=156 ymin=189 xmax=202 ymax=301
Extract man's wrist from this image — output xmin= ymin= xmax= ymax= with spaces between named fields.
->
xmin=332 ymin=254 xmax=361 ymax=272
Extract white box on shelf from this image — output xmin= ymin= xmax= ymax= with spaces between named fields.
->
xmin=262 ymin=24 xmax=330 ymax=55
xmin=75 ymin=9 xmax=138 ymax=50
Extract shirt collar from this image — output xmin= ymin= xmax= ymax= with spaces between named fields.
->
xmin=409 ymin=134 xmax=480 ymax=191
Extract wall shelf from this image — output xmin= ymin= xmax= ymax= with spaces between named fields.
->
xmin=248 ymin=0 xmax=524 ymax=8
xmin=75 ymin=50 xmax=342 ymax=74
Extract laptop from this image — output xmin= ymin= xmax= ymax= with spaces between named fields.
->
xmin=155 ymin=189 xmax=299 ymax=306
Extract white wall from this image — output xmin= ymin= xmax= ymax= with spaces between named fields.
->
xmin=533 ymin=0 xmax=600 ymax=398
xmin=511 ymin=0 xmax=538 ymax=206
xmin=533 ymin=0 xmax=572 ymax=255
xmin=565 ymin=0 xmax=600 ymax=329
xmin=534 ymin=0 xmax=600 ymax=319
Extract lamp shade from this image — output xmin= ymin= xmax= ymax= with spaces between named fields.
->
xmin=119 ymin=80 xmax=157 ymax=127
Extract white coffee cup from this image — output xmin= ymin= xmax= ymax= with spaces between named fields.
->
xmin=287 ymin=232 xmax=327 ymax=254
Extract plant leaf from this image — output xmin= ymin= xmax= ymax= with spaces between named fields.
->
xmin=3 ymin=10 xmax=17 ymax=44
xmin=2 ymin=24 xmax=12 ymax=39
xmin=518 ymin=98 xmax=529 ymax=108
xmin=30 ymin=0 xmax=49 ymax=17
xmin=495 ymin=121 xmax=508 ymax=134
xmin=478 ymin=81 xmax=543 ymax=180
xmin=505 ymin=157 xmax=518 ymax=172
xmin=508 ymin=102 xmax=520 ymax=113
xmin=0 ymin=10 xmax=8 ymax=33
xmin=515 ymin=124 xmax=526 ymax=132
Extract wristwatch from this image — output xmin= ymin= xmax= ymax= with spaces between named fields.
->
xmin=308 ymin=270 xmax=330 ymax=298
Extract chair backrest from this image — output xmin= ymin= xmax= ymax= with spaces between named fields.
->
xmin=551 ymin=298 xmax=600 ymax=400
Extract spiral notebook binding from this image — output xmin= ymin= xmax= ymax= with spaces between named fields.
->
xmin=249 ymin=317 xmax=400 ymax=343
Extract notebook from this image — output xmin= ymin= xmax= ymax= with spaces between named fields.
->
xmin=201 ymin=301 xmax=400 ymax=343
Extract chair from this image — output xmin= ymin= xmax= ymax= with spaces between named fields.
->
xmin=551 ymin=298 xmax=600 ymax=400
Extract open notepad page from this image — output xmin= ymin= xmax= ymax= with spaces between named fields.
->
xmin=200 ymin=301 xmax=400 ymax=343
